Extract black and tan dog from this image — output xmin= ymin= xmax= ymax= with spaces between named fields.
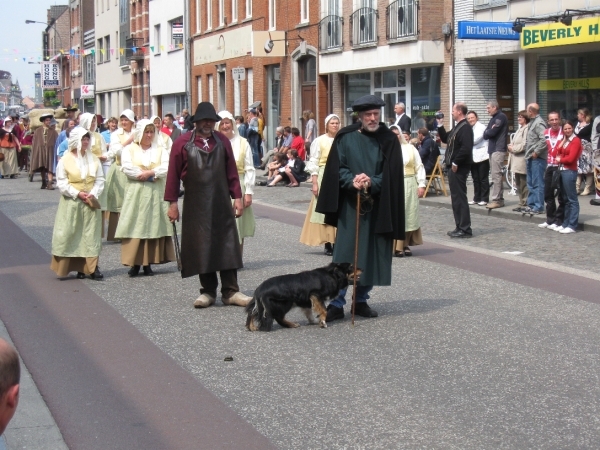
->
xmin=245 ymin=262 xmax=360 ymax=331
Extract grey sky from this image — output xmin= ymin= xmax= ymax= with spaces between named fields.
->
xmin=0 ymin=0 xmax=64 ymax=98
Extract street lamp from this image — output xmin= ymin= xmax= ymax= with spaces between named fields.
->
xmin=26 ymin=19 xmax=64 ymax=107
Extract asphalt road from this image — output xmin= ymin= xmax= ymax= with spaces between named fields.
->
xmin=1 ymin=175 xmax=600 ymax=449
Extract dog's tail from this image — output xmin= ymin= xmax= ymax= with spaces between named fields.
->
xmin=245 ymin=296 xmax=273 ymax=331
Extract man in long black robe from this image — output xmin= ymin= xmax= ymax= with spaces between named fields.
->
xmin=316 ymin=95 xmax=405 ymax=322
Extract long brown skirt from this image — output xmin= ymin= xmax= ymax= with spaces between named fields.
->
xmin=106 ymin=212 xmax=119 ymax=241
xmin=50 ymin=256 xmax=98 ymax=277
xmin=393 ymin=228 xmax=423 ymax=252
xmin=121 ymin=237 xmax=176 ymax=267
xmin=299 ymin=198 xmax=336 ymax=246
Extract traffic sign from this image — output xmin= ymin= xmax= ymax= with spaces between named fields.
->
xmin=232 ymin=67 xmax=246 ymax=81
xmin=41 ymin=62 xmax=60 ymax=88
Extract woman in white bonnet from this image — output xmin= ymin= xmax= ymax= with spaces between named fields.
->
xmin=299 ymin=114 xmax=340 ymax=255
xmin=216 ymin=110 xmax=256 ymax=254
xmin=50 ymin=127 xmax=105 ymax=279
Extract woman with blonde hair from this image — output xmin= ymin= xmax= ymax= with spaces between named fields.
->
xmin=574 ymin=107 xmax=594 ymax=195
xmin=508 ymin=110 xmax=530 ymax=212
xmin=390 ymin=125 xmax=426 ymax=257
xmin=300 ymin=114 xmax=340 ymax=255
xmin=50 ymin=127 xmax=104 ymax=279
xmin=115 ymin=119 xmax=175 ymax=276
xmin=216 ymin=110 xmax=256 ymax=253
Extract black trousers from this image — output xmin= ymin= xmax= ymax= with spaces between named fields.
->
xmin=471 ymin=160 xmax=490 ymax=203
xmin=543 ymin=166 xmax=565 ymax=226
xmin=199 ymin=269 xmax=239 ymax=299
xmin=448 ymin=166 xmax=472 ymax=234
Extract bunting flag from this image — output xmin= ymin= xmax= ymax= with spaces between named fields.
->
xmin=120 ymin=48 xmax=124 ymax=55
xmin=160 ymin=45 xmax=164 ymax=51
xmin=100 ymin=49 xmax=105 ymax=55
xmin=110 ymin=48 xmax=114 ymax=55
xmin=150 ymin=46 xmax=154 ymax=52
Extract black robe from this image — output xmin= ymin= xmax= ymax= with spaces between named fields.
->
xmin=315 ymin=122 xmax=405 ymax=286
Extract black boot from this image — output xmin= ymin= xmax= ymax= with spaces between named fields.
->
xmin=90 ymin=266 xmax=104 ymax=280
xmin=76 ymin=272 xmax=86 ymax=279
xmin=324 ymin=242 xmax=333 ymax=256
xmin=143 ymin=265 xmax=154 ymax=276
xmin=128 ymin=265 xmax=140 ymax=277
xmin=325 ymin=305 xmax=345 ymax=322
xmin=354 ymin=302 xmax=378 ymax=318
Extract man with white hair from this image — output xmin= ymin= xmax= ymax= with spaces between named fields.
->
xmin=393 ymin=102 xmax=411 ymax=133
xmin=317 ymin=94 xmax=405 ymax=322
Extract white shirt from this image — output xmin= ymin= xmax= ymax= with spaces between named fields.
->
xmin=56 ymin=153 xmax=105 ymax=200
xmin=107 ymin=128 xmax=134 ymax=160
xmin=401 ymin=144 xmax=426 ymax=187
xmin=230 ymin=135 xmax=255 ymax=195
xmin=121 ymin=143 xmax=169 ymax=179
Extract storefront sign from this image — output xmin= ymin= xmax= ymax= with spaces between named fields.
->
xmin=457 ymin=21 xmax=519 ymax=40
xmin=41 ymin=62 xmax=60 ymax=88
xmin=80 ymin=84 xmax=94 ymax=99
xmin=521 ymin=17 xmax=600 ymax=49
xmin=172 ymin=23 xmax=183 ymax=39
xmin=539 ymin=77 xmax=600 ymax=91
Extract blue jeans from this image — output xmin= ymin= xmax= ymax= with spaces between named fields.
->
xmin=526 ymin=157 xmax=547 ymax=211
xmin=560 ymin=169 xmax=579 ymax=230
xmin=330 ymin=285 xmax=373 ymax=308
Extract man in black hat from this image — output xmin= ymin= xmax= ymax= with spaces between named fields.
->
xmin=165 ymin=102 xmax=251 ymax=309
xmin=316 ymin=94 xmax=405 ymax=322
xmin=62 ymin=105 xmax=79 ymax=131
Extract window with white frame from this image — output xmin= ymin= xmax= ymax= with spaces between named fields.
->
xmin=97 ymin=38 xmax=104 ymax=63
xmin=219 ymin=0 xmax=225 ymax=26
xmin=300 ymin=0 xmax=308 ymax=23
xmin=105 ymin=35 xmax=110 ymax=61
xmin=154 ymin=24 xmax=161 ymax=53
xmin=246 ymin=0 xmax=251 ymax=18
xmin=197 ymin=76 xmax=202 ymax=103
xmin=328 ymin=0 xmax=339 ymax=15
xmin=269 ymin=0 xmax=275 ymax=29
xmin=84 ymin=53 xmax=95 ymax=84
xmin=231 ymin=0 xmax=238 ymax=22
xmin=247 ymin=68 xmax=253 ymax=107
xmin=196 ymin=0 xmax=202 ymax=32
xmin=207 ymin=0 xmax=213 ymax=30
xmin=474 ymin=0 xmax=507 ymax=9
xmin=170 ymin=17 xmax=184 ymax=47
xmin=208 ymin=74 xmax=214 ymax=103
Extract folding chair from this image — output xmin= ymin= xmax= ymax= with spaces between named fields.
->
xmin=423 ymin=155 xmax=447 ymax=198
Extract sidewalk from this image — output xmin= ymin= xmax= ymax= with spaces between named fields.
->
xmin=420 ymin=182 xmax=600 ymax=234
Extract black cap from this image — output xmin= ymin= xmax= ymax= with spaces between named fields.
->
xmin=191 ymin=102 xmax=222 ymax=122
xmin=352 ymin=94 xmax=385 ymax=112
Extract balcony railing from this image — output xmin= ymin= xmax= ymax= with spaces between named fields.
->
xmin=386 ymin=0 xmax=417 ymax=40
xmin=350 ymin=7 xmax=378 ymax=47
xmin=125 ymin=37 xmax=145 ymax=62
xmin=319 ymin=15 xmax=344 ymax=51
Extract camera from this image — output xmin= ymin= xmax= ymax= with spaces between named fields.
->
xmin=435 ymin=111 xmax=444 ymax=120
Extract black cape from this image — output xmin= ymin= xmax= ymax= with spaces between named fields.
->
xmin=315 ymin=122 xmax=405 ymax=240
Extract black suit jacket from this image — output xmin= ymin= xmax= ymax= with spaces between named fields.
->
xmin=395 ymin=114 xmax=412 ymax=133
xmin=438 ymin=119 xmax=473 ymax=169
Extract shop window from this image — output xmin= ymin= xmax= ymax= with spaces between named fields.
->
xmin=410 ymin=66 xmax=440 ymax=131
xmin=170 ymin=17 xmax=184 ymax=47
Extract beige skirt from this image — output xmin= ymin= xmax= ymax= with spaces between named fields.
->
xmin=121 ymin=237 xmax=176 ymax=267
xmin=393 ymin=228 xmax=423 ymax=252
xmin=299 ymin=196 xmax=336 ymax=246
xmin=50 ymin=256 xmax=98 ymax=277
xmin=106 ymin=212 xmax=120 ymax=241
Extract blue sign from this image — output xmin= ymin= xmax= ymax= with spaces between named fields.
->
xmin=457 ymin=21 xmax=520 ymax=40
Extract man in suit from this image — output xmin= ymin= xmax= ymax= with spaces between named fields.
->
xmin=393 ymin=102 xmax=411 ymax=133
xmin=437 ymin=103 xmax=474 ymax=238
xmin=162 ymin=113 xmax=182 ymax=141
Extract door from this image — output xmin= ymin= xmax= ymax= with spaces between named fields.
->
xmin=300 ymin=55 xmax=317 ymax=136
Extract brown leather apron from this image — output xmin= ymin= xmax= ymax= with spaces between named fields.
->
xmin=180 ymin=132 xmax=242 ymax=278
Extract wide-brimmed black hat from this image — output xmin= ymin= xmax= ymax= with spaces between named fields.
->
xmin=39 ymin=113 xmax=54 ymax=121
xmin=352 ymin=95 xmax=385 ymax=112
xmin=192 ymin=102 xmax=222 ymax=122
xmin=64 ymin=104 xmax=79 ymax=112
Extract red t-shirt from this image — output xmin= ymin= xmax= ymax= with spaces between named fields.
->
xmin=291 ymin=136 xmax=306 ymax=160
xmin=161 ymin=126 xmax=172 ymax=137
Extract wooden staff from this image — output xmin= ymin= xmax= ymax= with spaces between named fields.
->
xmin=351 ymin=189 xmax=362 ymax=325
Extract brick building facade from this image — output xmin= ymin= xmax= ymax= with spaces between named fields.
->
xmin=319 ymin=0 xmax=453 ymax=131
xmin=130 ymin=0 xmax=151 ymax=118
xmin=190 ymin=0 xmax=322 ymax=149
